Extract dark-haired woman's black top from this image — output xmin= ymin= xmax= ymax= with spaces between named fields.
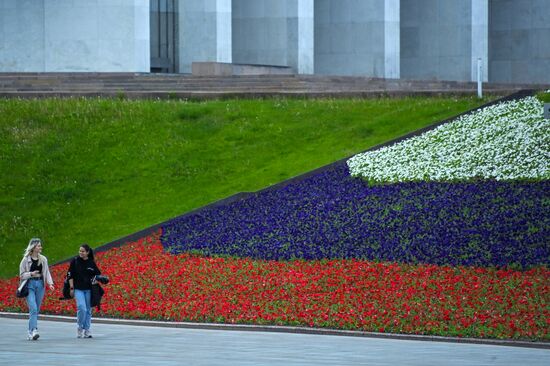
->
xmin=67 ymin=257 xmax=101 ymax=290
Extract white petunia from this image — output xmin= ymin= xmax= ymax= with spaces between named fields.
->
xmin=347 ymin=96 xmax=550 ymax=183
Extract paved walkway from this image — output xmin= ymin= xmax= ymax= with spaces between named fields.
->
xmin=1 ymin=317 xmax=549 ymax=366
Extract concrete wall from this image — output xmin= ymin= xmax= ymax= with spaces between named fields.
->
xmin=314 ymin=0 xmax=399 ymax=78
xmin=178 ymin=0 xmax=232 ymax=74
xmin=0 ymin=0 xmax=150 ymax=72
xmin=232 ymin=0 xmax=288 ymax=67
xmin=489 ymin=0 xmax=550 ymax=84
xmin=232 ymin=0 xmax=313 ymax=74
xmin=0 ymin=0 xmax=45 ymax=71
xmin=400 ymin=0 xmax=473 ymax=81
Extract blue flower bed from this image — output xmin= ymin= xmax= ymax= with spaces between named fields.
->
xmin=160 ymin=164 xmax=549 ymax=268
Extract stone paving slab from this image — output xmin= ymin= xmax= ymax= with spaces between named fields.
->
xmin=1 ymin=317 xmax=549 ymax=366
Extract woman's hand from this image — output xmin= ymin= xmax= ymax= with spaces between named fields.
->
xmin=69 ymin=288 xmax=74 ymax=298
xmin=49 ymin=284 xmax=55 ymax=291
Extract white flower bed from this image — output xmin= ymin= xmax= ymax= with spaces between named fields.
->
xmin=347 ymin=96 xmax=550 ymax=183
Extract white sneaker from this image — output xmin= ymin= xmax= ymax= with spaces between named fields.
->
xmin=83 ymin=329 xmax=92 ymax=338
xmin=27 ymin=331 xmax=32 ymax=341
xmin=77 ymin=328 xmax=84 ymax=338
xmin=31 ymin=329 xmax=39 ymax=340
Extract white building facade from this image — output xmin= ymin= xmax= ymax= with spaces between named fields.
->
xmin=0 ymin=0 xmax=549 ymax=83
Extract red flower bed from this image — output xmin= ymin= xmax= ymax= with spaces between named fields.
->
xmin=1 ymin=233 xmax=548 ymax=340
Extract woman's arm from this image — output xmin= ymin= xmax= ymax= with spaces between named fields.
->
xmin=19 ymin=258 xmax=32 ymax=281
xmin=42 ymin=256 xmax=55 ymax=290
xmin=93 ymin=260 xmax=101 ymax=276
xmin=69 ymin=278 xmax=74 ymax=297
xmin=67 ymin=258 xmax=75 ymax=296
xmin=67 ymin=258 xmax=75 ymax=279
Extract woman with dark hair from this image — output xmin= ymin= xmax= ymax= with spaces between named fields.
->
xmin=19 ymin=238 xmax=55 ymax=340
xmin=67 ymin=244 xmax=101 ymax=338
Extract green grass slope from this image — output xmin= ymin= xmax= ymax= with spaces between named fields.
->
xmin=0 ymin=96 xmax=490 ymax=277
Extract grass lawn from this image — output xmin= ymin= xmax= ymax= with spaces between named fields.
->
xmin=537 ymin=90 xmax=550 ymax=103
xmin=0 ymin=96 xmax=492 ymax=277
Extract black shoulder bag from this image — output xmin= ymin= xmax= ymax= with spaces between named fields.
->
xmin=16 ymin=279 xmax=29 ymax=298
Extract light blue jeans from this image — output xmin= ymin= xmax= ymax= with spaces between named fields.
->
xmin=74 ymin=289 xmax=92 ymax=331
xmin=26 ymin=278 xmax=45 ymax=332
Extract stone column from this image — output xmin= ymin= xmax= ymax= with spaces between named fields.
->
xmin=286 ymin=0 xmax=314 ymax=74
xmin=133 ymin=0 xmax=151 ymax=72
xmin=471 ymin=0 xmax=488 ymax=82
xmin=178 ymin=0 xmax=232 ymax=73
xmin=384 ymin=0 xmax=400 ymax=79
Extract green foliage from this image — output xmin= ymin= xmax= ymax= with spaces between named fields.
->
xmin=536 ymin=90 xmax=550 ymax=103
xmin=0 ymin=96 xmax=490 ymax=277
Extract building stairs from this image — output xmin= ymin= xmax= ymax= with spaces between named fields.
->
xmin=0 ymin=73 xmax=546 ymax=99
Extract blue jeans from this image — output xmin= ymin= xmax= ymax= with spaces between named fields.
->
xmin=74 ymin=289 xmax=92 ymax=330
xmin=26 ymin=279 xmax=44 ymax=332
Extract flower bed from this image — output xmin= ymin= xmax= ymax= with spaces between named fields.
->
xmin=2 ymin=94 xmax=548 ymax=342
xmin=0 ymin=235 xmax=550 ymax=340
xmin=347 ymin=96 xmax=550 ymax=183
xmin=0 ymin=234 xmax=548 ymax=340
xmin=161 ymin=164 xmax=549 ymax=268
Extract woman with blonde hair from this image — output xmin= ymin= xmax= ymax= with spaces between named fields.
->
xmin=19 ymin=238 xmax=55 ymax=340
